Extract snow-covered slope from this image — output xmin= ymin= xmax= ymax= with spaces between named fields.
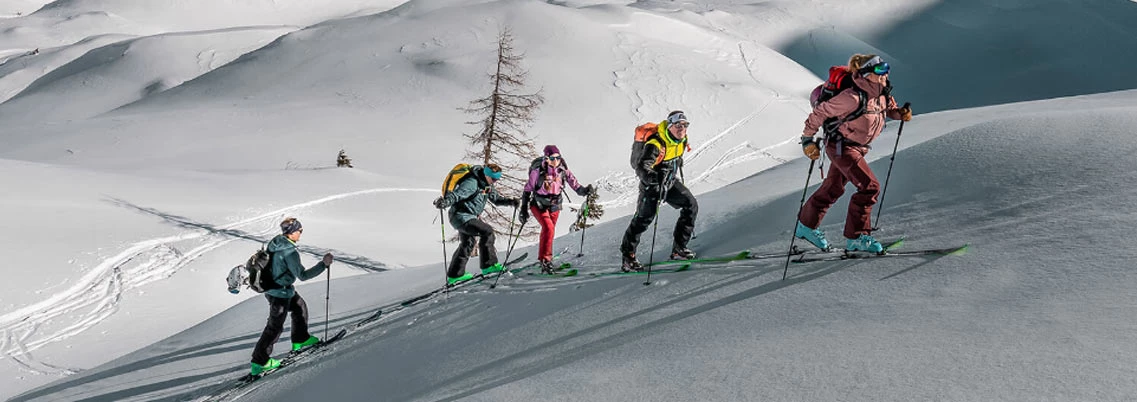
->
xmin=3 ymin=0 xmax=1137 ymax=400
xmin=13 ymin=90 xmax=1137 ymax=401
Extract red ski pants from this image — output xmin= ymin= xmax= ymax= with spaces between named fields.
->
xmin=531 ymin=205 xmax=560 ymax=261
xmin=798 ymin=143 xmax=880 ymax=239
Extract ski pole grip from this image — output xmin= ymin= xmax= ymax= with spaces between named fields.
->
xmin=902 ymin=102 xmax=911 ymax=109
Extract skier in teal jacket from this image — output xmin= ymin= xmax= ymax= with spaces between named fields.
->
xmin=250 ymin=217 xmax=334 ymax=375
xmin=433 ymin=164 xmax=520 ymax=285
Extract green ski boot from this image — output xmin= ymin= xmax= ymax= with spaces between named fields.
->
xmin=481 ymin=262 xmax=505 ymax=275
xmin=447 ymin=273 xmax=475 ymax=286
xmin=251 ymin=358 xmax=281 ymax=375
xmin=292 ymin=335 xmax=319 ymax=351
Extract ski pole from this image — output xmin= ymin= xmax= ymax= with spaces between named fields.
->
xmin=782 ymin=159 xmax=817 ymax=281
xmin=645 ymin=175 xmax=671 ymax=286
xmin=490 ymin=205 xmax=522 ymax=288
xmin=324 ymin=262 xmax=330 ymax=340
xmin=577 ymin=196 xmax=589 ymax=257
xmin=440 ymin=209 xmax=452 ymax=296
xmin=873 ymin=102 xmax=910 ymax=232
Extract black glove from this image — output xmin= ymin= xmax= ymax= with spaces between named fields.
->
xmin=506 ymin=198 xmax=521 ymax=208
xmin=433 ymin=196 xmax=448 ymax=209
xmin=577 ymin=184 xmax=594 ymax=197
xmin=518 ymin=207 xmax=530 ymax=225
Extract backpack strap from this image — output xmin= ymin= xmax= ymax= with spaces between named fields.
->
xmin=821 ymin=85 xmax=874 ymax=157
xmin=822 ymin=85 xmax=870 ymax=143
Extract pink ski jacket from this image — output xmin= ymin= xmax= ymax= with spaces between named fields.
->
xmin=804 ymin=74 xmax=905 ymax=146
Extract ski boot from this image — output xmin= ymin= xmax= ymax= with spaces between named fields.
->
xmin=251 ymin=358 xmax=281 ymax=375
xmin=670 ymin=247 xmax=696 ymax=260
xmin=481 ymin=262 xmax=505 ymax=275
xmin=621 ymin=253 xmax=644 ymax=272
xmin=292 ymin=335 xmax=319 ymax=351
xmin=446 ymin=273 xmax=475 ymax=286
xmin=846 ymin=234 xmax=884 ymax=254
xmin=795 ymin=221 xmax=830 ymax=250
xmin=539 ymin=259 xmax=556 ymax=275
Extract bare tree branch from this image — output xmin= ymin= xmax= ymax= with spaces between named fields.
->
xmin=456 ymin=25 xmax=544 ymax=240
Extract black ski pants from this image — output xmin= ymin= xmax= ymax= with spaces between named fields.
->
xmin=251 ymin=293 xmax=311 ymax=365
xmin=447 ymin=219 xmax=498 ymax=278
xmin=620 ymin=180 xmax=698 ymax=256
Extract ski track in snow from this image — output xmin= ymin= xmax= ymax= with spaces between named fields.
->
xmin=0 ymin=187 xmax=435 ymax=376
xmin=604 ymin=32 xmax=802 ymax=208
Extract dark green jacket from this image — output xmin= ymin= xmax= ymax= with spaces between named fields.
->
xmin=265 ymin=234 xmax=327 ymax=299
xmin=442 ymin=168 xmax=511 ymax=229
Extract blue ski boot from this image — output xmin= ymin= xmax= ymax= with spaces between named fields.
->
xmin=794 ymin=221 xmax=830 ymax=250
xmin=846 ymin=234 xmax=884 ymax=254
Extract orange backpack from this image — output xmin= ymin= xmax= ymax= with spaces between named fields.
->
xmin=630 ymin=122 xmax=665 ymax=174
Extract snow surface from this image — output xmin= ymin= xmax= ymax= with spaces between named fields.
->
xmin=3 ymin=0 xmax=1137 ymax=401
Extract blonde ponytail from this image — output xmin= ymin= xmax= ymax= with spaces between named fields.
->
xmin=848 ymin=54 xmax=877 ymax=72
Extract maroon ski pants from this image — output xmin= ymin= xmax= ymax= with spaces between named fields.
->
xmin=798 ymin=142 xmax=880 ymax=239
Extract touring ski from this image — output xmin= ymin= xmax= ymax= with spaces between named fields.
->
xmin=400 ymin=252 xmax=529 ymax=306
xmin=590 ymin=264 xmax=691 ymax=277
xmin=526 ymin=268 xmax=579 ymax=277
xmin=792 ymin=243 xmax=966 ymax=263
xmin=205 ymin=329 xmax=348 ymax=401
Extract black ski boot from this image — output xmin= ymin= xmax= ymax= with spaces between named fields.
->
xmin=621 ymin=253 xmax=644 ymax=272
xmin=670 ymin=247 xmax=696 ymax=260
xmin=539 ymin=259 xmax=556 ymax=275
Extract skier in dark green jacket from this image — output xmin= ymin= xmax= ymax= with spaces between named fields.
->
xmin=250 ymin=217 xmax=334 ymax=375
xmin=433 ymin=164 xmax=520 ymax=285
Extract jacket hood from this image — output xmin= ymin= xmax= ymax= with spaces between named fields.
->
xmin=851 ymin=73 xmax=889 ymax=98
xmin=267 ymin=234 xmax=295 ymax=253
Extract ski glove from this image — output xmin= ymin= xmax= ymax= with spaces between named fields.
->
xmin=576 ymin=184 xmax=594 ymax=197
xmin=518 ymin=208 xmax=530 ymax=225
xmin=801 ymin=136 xmax=820 ymax=160
xmin=432 ymin=196 xmax=449 ymax=210
xmin=322 ymin=253 xmax=334 ymax=267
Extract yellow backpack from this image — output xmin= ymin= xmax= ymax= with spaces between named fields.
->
xmin=442 ymin=163 xmax=476 ymax=195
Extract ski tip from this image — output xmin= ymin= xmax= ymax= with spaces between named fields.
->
xmin=948 ymin=244 xmax=970 ymax=255
xmin=737 ymin=250 xmax=751 ymax=259
xmin=677 ymin=263 xmax=691 ymax=271
xmin=563 ymin=269 xmax=579 ymax=277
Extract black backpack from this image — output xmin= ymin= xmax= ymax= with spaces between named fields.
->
xmin=244 ymin=247 xmax=282 ymax=293
xmin=529 ymin=157 xmax=570 ymax=186
xmin=528 ymin=157 xmax=570 ymax=209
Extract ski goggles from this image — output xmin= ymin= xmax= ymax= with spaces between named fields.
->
xmin=667 ymin=111 xmax=688 ymax=126
xmin=870 ymin=62 xmax=890 ymax=75
xmin=860 ymin=56 xmax=890 ymax=75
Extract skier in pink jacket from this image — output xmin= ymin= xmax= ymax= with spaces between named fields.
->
xmin=796 ymin=54 xmax=912 ymax=253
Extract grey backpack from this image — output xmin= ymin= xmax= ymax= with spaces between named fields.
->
xmin=243 ymin=247 xmax=282 ymax=293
